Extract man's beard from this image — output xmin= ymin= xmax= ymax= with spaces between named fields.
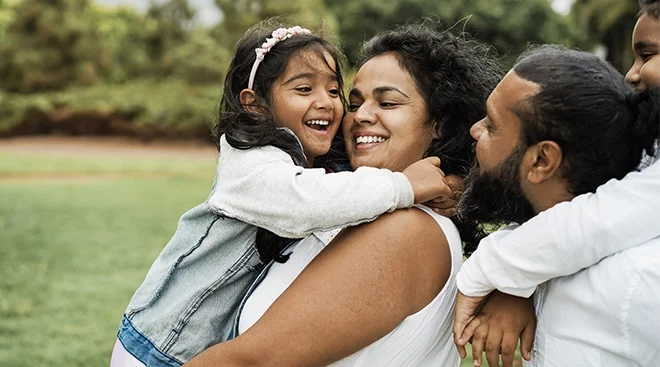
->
xmin=458 ymin=146 xmax=537 ymax=225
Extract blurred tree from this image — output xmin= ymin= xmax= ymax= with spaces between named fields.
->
xmin=571 ymin=0 xmax=637 ymax=73
xmin=212 ymin=0 xmax=338 ymax=51
xmin=0 ymin=0 xmax=20 ymax=43
xmin=0 ymin=0 xmax=109 ymax=93
xmin=162 ymin=28 xmax=232 ymax=84
xmin=146 ymin=0 xmax=196 ymax=65
xmin=326 ymin=0 xmax=579 ymax=68
xmin=93 ymin=4 xmax=159 ymax=82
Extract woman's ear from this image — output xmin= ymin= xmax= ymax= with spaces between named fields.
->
xmin=239 ymin=89 xmax=262 ymax=114
xmin=431 ymin=120 xmax=441 ymax=139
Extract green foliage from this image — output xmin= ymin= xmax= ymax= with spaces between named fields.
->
xmin=212 ymin=0 xmax=338 ymax=50
xmin=327 ymin=0 xmax=579 ymax=69
xmin=162 ymin=29 xmax=232 ymax=85
xmin=92 ymin=4 xmax=161 ymax=82
xmin=571 ymin=0 xmax=638 ymax=72
xmin=0 ymin=80 xmax=221 ymax=139
xmin=0 ymin=0 xmax=109 ymax=92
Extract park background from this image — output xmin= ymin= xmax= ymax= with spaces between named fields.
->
xmin=0 ymin=0 xmax=640 ymax=366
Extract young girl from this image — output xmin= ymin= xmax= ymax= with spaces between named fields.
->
xmin=110 ymin=20 xmax=451 ymax=367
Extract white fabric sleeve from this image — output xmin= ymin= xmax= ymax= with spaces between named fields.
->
xmin=457 ymin=159 xmax=660 ymax=298
xmin=207 ymin=136 xmax=414 ymax=239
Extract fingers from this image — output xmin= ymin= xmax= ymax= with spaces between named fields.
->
xmin=500 ymin=332 xmax=519 ymax=367
xmin=470 ymin=321 xmax=489 ymax=367
xmin=520 ymin=319 xmax=537 ymax=361
xmin=444 ymin=174 xmax=465 ymax=193
xmin=458 ymin=316 xmax=481 ymax=348
xmin=484 ymin=327 xmax=503 ymax=367
xmin=456 ymin=343 xmax=467 ymax=360
xmin=432 ymin=207 xmax=457 ymax=217
xmin=425 ymin=156 xmax=442 ymax=168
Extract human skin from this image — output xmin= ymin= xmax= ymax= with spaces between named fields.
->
xmin=183 ymin=52 xmax=456 ymax=367
xmin=247 ymin=49 xmax=343 ymax=166
xmin=625 ymin=13 xmax=660 ymax=92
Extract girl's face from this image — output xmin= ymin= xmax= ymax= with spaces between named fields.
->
xmin=270 ymin=49 xmax=344 ymax=165
xmin=342 ymin=53 xmax=435 ymax=172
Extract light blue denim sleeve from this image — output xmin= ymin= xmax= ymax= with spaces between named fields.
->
xmin=207 ymin=135 xmax=414 ymax=239
xmin=457 ymin=159 xmax=660 ymax=298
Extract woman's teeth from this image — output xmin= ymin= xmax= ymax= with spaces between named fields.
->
xmin=356 ymin=136 xmax=386 ymax=144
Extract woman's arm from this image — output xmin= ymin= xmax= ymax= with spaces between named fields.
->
xmin=208 ymin=135 xmax=449 ymax=239
xmin=457 ymin=159 xmax=660 ymax=298
xmin=184 ymin=208 xmax=452 ymax=367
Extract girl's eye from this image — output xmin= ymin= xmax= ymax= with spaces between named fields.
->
xmin=296 ymin=86 xmax=312 ymax=93
xmin=641 ymin=52 xmax=655 ymax=61
xmin=380 ymin=102 xmax=397 ymax=108
xmin=328 ymin=88 xmax=340 ymax=96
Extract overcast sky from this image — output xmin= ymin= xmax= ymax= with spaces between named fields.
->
xmin=95 ymin=0 xmax=575 ymax=26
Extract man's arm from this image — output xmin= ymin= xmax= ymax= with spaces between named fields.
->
xmin=184 ymin=208 xmax=452 ymax=367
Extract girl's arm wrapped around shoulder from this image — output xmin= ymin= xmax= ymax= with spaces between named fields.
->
xmin=208 ymin=136 xmax=414 ymax=238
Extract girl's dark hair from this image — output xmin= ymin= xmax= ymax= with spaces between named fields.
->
xmin=513 ymin=45 xmax=660 ymax=196
xmin=215 ymin=18 xmax=347 ymax=263
xmin=358 ymin=21 xmax=504 ymax=256
xmin=639 ymin=0 xmax=660 ymax=19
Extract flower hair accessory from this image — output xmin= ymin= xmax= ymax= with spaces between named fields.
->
xmin=247 ymin=26 xmax=312 ymax=90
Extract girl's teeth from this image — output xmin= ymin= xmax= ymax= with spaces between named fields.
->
xmin=306 ymin=120 xmax=329 ymax=126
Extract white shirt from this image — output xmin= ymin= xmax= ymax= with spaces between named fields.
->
xmin=239 ymin=206 xmax=464 ymax=367
xmin=456 ymin=158 xmax=660 ymax=298
xmin=525 ymin=234 xmax=660 ymax=367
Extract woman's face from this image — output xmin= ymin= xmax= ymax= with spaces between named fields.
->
xmin=342 ymin=53 xmax=435 ymax=172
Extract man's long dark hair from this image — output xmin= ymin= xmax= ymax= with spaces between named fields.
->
xmin=513 ymin=45 xmax=659 ymax=196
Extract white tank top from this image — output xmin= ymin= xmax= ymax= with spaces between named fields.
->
xmin=239 ymin=205 xmax=463 ymax=366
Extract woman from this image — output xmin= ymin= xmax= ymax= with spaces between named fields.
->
xmin=185 ymin=22 xmax=502 ymax=366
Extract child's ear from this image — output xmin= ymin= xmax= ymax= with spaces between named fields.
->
xmin=239 ymin=89 xmax=262 ymax=114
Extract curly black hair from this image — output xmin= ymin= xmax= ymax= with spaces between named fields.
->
xmin=358 ymin=21 xmax=504 ymax=256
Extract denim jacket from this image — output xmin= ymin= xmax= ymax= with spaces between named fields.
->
xmin=117 ymin=133 xmax=415 ymax=366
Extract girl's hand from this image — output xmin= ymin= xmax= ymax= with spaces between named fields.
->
xmin=456 ymin=291 xmax=536 ymax=367
xmin=403 ymin=157 xmax=452 ymax=205
xmin=424 ymin=174 xmax=464 ymax=216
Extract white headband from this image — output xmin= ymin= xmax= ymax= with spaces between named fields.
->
xmin=247 ymin=26 xmax=312 ymax=90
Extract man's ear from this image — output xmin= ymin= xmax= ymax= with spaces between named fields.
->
xmin=239 ymin=89 xmax=262 ymax=114
xmin=524 ymin=141 xmax=563 ymax=184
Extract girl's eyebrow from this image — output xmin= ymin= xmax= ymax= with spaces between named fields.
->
xmin=283 ymin=72 xmax=315 ymax=84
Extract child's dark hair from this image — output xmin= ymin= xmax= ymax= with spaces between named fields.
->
xmin=639 ymin=0 xmax=660 ymax=19
xmin=359 ymin=21 xmax=504 ymax=256
xmin=214 ymin=18 xmax=346 ymax=166
xmin=214 ymin=19 xmax=346 ymax=264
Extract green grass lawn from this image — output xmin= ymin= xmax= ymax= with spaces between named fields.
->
xmin=0 ymin=144 xmax=508 ymax=367
xmin=0 ymin=147 xmax=216 ymax=366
